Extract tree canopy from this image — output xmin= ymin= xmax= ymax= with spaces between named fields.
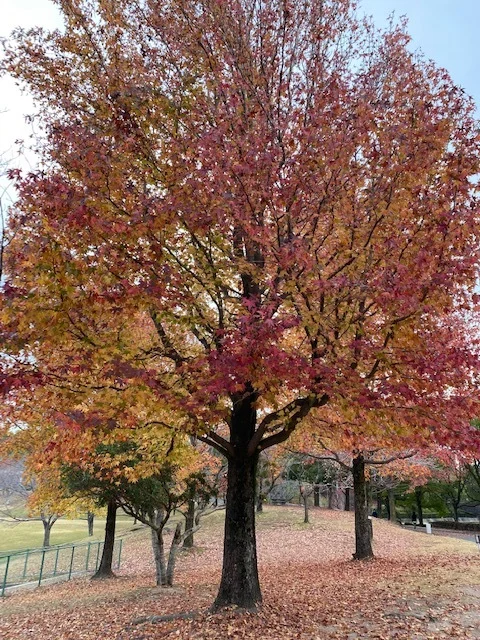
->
xmin=2 ymin=0 xmax=480 ymax=608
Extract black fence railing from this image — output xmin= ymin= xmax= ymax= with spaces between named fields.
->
xmin=0 ymin=539 xmax=122 ymax=596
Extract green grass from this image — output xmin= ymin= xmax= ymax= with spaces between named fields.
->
xmin=0 ymin=514 xmax=138 ymax=555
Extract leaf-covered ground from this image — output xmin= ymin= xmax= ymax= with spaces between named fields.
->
xmin=1 ymin=506 xmax=479 ymax=639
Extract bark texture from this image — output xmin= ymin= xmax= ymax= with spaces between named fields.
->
xmin=42 ymin=520 xmax=52 ymax=548
xmin=213 ymin=391 xmax=261 ymax=610
xmin=87 ymin=511 xmax=94 ymax=536
xmin=352 ymin=455 xmax=373 ymax=560
xmin=150 ymin=510 xmax=167 ymax=586
xmin=92 ymin=499 xmax=117 ymax=579
xmin=166 ymin=522 xmax=183 ymax=586
xmin=183 ymin=499 xmax=195 ymax=549
xmin=302 ymin=490 xmax=309 ymax=524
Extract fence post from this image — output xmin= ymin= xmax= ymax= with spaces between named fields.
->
xmin=53 ymin=547 xmax=60 ymax=576
xmin=95 ymin=542 xmax=101 ymax=571
xmin=68 ymin=546 xmax=75 ymax=580
xmin=116 ymin=539 xmax=123 ymax=569
xmin=85 ymin=542 xmax=91 ymax=571
xmin=1 ymin=555 xmax=11 ymax=597
xmin=22 ymin=550 xmax=30 ymax=579
xmin=38 ymin=549 xmax=46 ymax=587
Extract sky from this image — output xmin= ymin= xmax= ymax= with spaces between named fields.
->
xmin=1 ymin=0 xmax=480 ymax=174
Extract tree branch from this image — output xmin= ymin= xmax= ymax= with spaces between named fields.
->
xmin=197 ymin=433 xmax=233 ymax=459
xmin=247 ymin=394 xmax=323 ymax=456
xmin=256 ymin=393 xmax=329 ymax=453
xmin=149 ymin=309 xmax=185 ymax=366
xmin=366 ymin=451 xmax=416 ymax=465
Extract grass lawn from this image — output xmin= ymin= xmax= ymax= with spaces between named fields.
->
xmin=1 ymin=506 xmax=479 ymax=639
xmin=0 ymin=514 xmax=138 ymax=554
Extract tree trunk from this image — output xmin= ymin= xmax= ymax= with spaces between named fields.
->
xmin=328 ymin=485 xmax=334 ymax=509
xmin=303 ymin=492 xmax=309 ymax=524
xmin=387 ymin=489 xmax=396 ymax=522
xmin=87 ymin=511 xmax=94 ymax=536
xmin=314 ymin=485 xmax=320 ymax=507
xmin=352 ymin=455 xmax=373 ymax=560
xmin=415 ymin=487 xmax=424 ymax=526
xmin=213 ymin=391 xmax=261 ymax=610
xmin=344 ymin=487 xmax=351 ymax=511
xmin=166 ymin=522 xmax=182 ymax=586
xmin=41 ymin=516 xmax=54 ymax=548
xmin=183 ymin=498 xmax=196 ymax=549
xmin=92 ymin=499 xmax=117 ymax=579
xmin=256 ymin=494 xmax=264 ymax=512
xmin=150 ymin=511 xmax=167 ymax=585
xmin=256 ymin=477 xmax=264 ymax=513
xmin=453 ymin=502 xmax=459 ymax=523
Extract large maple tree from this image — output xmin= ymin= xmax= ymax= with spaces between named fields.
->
xmin=3 ymin=0 xmax=480 ymax=608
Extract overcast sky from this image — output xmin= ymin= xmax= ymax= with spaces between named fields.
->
xmin=1 ymin=0 xmax=479 ymax=172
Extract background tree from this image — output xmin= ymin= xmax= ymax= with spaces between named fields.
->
xmin=256 ymin=449 xmax=285 ymax=513
xmin=181 ymin=457 xmax=224 ymax=549
xmin=0 ymin=463 xmax=61 ymax=548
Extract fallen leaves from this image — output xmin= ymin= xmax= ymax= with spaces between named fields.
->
xmin=1 ymin=506 xmax=479 ymax=639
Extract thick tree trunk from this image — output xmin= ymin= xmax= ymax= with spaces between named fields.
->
xmin=213 ymin=452 xmax=261 ymax=609
xmin=92 ymin=499 xmax=117 ymax=579
xmin=415 ymin=487 xmax=424 ymax=526
xmin=344 ymin=487 xmax=351 ymax=511
xmin=183 ymin=499 xmax=196 ymax=549
xmin=166 ymin=522 xmax=183 ymax=586
xmin=352 ymin=455 xmax=373 ymax=560
xmin=213 ymin=390 xmax=261 ymax=610
xmin=87 ymin=511 xmax=94 ymax=536
xmin=314 ymin=485 xmax=320 ymax=507
xmin=387 ymin=489 xmax=396 ymax=522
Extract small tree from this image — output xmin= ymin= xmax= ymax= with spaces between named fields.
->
xmin=285 ymin=454 xmax=326 ymax=524
xmin=63 ymin=464 xmax=120 ymax=579
xmin=0 ymin=461 xmax=61 ymax=548
xmin=256 ymin=450 xmax=285 ymax=513
xmin=117 ymin=465 xmax=221 ymax=586
xmin=182 ymin=466 xmax=223 ymax=549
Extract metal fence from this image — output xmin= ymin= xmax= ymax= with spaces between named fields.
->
xmin=0 ymin=539 xmax=122 ymax=596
